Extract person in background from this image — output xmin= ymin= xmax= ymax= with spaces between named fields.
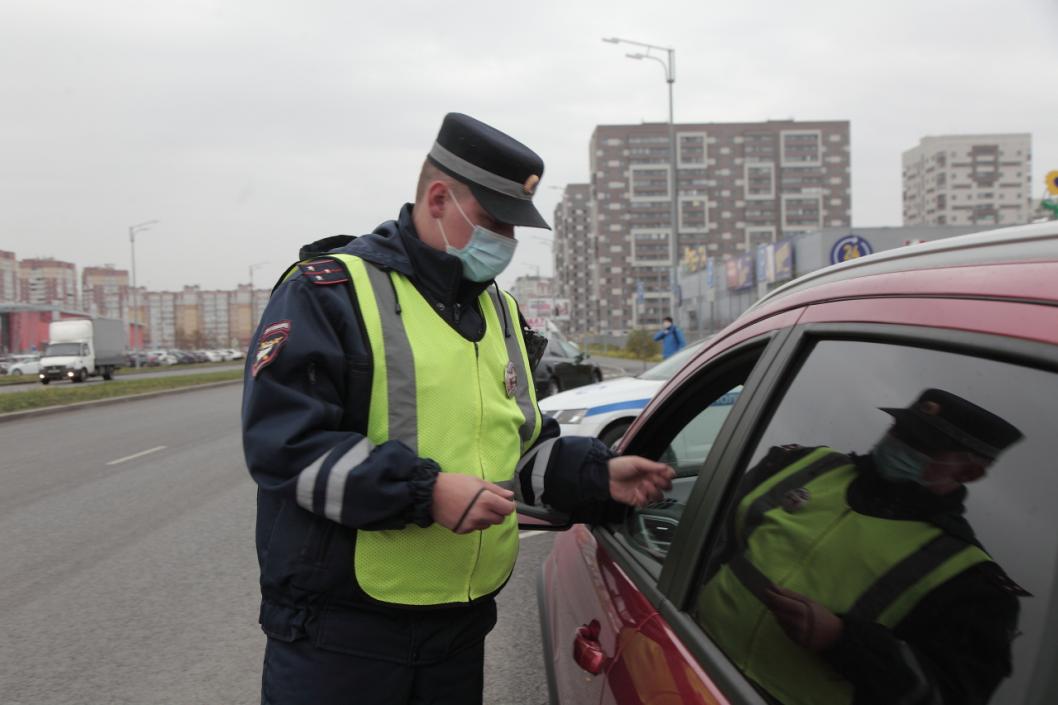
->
xmin=653 ymin=316 xmax=686 ymax=359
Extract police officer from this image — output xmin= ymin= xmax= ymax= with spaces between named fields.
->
xmin=242 ymin=113 xmax=674 ymax=705
xmin=695 ymin=389 xmax=1026 ymax=705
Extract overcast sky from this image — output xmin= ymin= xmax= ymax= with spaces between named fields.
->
xmin=2 ymin=0 xmax=1055 ymax=293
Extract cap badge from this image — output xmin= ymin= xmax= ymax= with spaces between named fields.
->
xmin=523 ymin=174 xmax=540 ymax=195
xmin=918 ymin=401 xmax=942 ymax=415
xmin=504 ymin=361 xmax=518 ymax=398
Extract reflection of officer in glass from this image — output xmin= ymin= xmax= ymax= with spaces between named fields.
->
xmin=696 ymin=389 xmax=1027 ymax=705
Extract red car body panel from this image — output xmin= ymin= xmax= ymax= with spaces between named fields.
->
xmin=542 ymin=248 xmax=1058 ymax=705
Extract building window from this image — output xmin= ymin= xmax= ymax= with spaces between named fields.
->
xmin=677 ymin=132 xmax=707 ymax=167
xmin=744 ymin=163 xmax=775 ymax=200
xmin=630 ymin=229 xmax=672 ymax=266
xmin=679 ymin=197 xmax=708 ymax=233
xmin=630 ymin=165 xmax=672 ymax=202
xmin=781 ymin=130 xmax=822 ymax=167
xmin=782 ymin=194 xmax=823 ymax=230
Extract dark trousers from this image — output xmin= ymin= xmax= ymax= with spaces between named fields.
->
xmin=261 ymin=634 xmax=486 ymax=705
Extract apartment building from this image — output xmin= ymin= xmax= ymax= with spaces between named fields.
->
xmin=0 ymin=251 xmax=17 ymax=303
xmin=552 ymin=184 xmax=595 ymax=335
xmin=902 ymin=134 xmax=1032 ymax=227
xmin=82 ymin=265 xmax=129 ymax=321
xmin=18 ymin=258 xmax=78 ymax=309
xmin=587 ymin=119 xmax=850 ymax=335
xmin=200 ymin=290 xmax=232 ymax=348
xmin=144 ymin=291 xmax=177 ymax=348
xmin=509 ymin=275 xmax=554 ymax=302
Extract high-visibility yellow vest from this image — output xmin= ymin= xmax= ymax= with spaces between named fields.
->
xmin=696 ymin=447 xmax=990 ymax=705
xmin=329 ymin=254 xmax=541 ymax=606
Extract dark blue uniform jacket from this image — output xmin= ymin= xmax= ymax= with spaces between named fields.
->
xmin=242 ymin=204 xmax=616 ymax=663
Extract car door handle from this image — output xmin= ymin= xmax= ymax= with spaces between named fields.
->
xmin=573 ymin=619 xmax=609 ymax=675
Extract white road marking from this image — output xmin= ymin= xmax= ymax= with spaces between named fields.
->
xmin=106 ymin=445 xmax=168 ymax=466
xmin=518 ymin=530 xmax=548 ymax=539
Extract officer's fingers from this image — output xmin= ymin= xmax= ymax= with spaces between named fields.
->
xmin=477 ymin=490 xmax=516 ymax=516
xmin=629 ymin=456 xmax=676 ymax=478
xmin=483 ymin=480 xmax=516 ymax=500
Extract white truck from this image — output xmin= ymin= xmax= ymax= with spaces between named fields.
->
xmin=38 ymin=318 xmax=125 ymax=384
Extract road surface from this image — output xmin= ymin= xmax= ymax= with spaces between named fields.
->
xmin=0 ymin=384 xmax=555 ymax=704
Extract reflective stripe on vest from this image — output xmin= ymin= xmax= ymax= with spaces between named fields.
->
xmin=696 ymin=448 xmax=989 ymax=705
xmin=334 ymin=254 xmax=541 ymax=606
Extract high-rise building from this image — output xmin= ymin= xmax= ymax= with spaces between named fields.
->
xmin=144 ymin=291 xmax=177 ymax=348
xmin=0 ymin=251 xmax=17 ymax=303
xmin=509 ymin=275 xmax=554 ymax=302
xmin=82 ymin=265 xmax=130 ymax=321
xmin=18 ymin=258 xmax=78 ymax=309
xmin=175 ymin=286 xmax=203 ymax=349
xmin=902 ymin=134 xmax=1032 ymax=227
xmin=200 ymin=290 xmax=231 ymax=347
xmin=586 ymin=119 xmax=850 ymax=335
xmin=552 ymin=184 xmax=594 ymax=336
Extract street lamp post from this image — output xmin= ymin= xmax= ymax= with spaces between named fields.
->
xmin=129 ymin=220 xmax=158 ymax=368
xmin=602 ymin=36 xmax=679 ymax=320
xmin=248 ymin=262 xmax=269 ymax=343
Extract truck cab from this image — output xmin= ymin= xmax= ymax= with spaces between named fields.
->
xmin=38 ymin=319 xmax=124 ymax=384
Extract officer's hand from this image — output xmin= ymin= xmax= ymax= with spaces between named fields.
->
xmin=432 ymin=473 xmax=515 ymax=534
xmin=763 ymin=585 xmax=844 ymax=652
xmin=607 ymin=456 xmax=675 ymax=508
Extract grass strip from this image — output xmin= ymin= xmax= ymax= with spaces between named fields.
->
xmin=0 ymin=361 xmax=243 ymax=387
xmin=0 ymin=369 xmax=243 ymax=414
xmin=585 ymin=346 xmax=662 ymax=363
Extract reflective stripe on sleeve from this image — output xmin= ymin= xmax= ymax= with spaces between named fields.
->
xmin=515 ymin=437 xmax=559 ymax=507
xmin=296 ymin=452 xmax=328 ymax=513
xmin=323 ymin=438 xmax=376 ymax=524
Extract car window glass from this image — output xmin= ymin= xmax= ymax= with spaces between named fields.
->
xmin=691 ymin=339 xmax=1058 ymax=705
xmin=558 ymin=338 xmax=580 ymax=358
xmin=638 ymin=340 xmax=706 ymax=381
xmin=618 ymin=345 xmax=766 ymax=565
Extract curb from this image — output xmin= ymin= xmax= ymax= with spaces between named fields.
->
xmin=0 ymin=378 xmax=243 ymax=424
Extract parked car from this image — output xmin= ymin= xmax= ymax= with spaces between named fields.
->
xmin=536 ymin=222 xmax=1058 ymax=705
xmin=534 ymin=331 xmax=604 ymax=399
xmin=221 ymin=348 xmax=245 ymax=361
xmin=169 ymin=350 xmax=197 ymax=364
xmin=539 ymin=340 xmax=708 ymax=447
xmin=6 ymin=354 xmax=41 ymax=376
xmin=146 ymin=349 xmax=178 ymax=366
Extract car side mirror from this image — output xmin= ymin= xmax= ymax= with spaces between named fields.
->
xmin=574 ymin=352 xmax=586 ymax=364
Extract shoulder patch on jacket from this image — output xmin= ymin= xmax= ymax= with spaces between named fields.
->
xmin=252 ymin=320 xmax=291 ymax=378
xmin=298 ymin=258 xmax=349 ymax=285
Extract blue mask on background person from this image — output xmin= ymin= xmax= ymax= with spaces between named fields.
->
xmin=436 ymin=190 xmax=518 ymax=282
xmin=872 ymin=433 xmax=933 ymax=484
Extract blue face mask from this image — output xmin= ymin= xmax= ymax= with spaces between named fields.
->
xmin=436 ymin=191 xmax=518 ymax=283
xmin=872 ymin=434 xmax=933 ymax=485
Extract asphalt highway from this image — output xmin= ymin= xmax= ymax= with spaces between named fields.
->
xmin=0 ymin=384 xmax=555 ymax=705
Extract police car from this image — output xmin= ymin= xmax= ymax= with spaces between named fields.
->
xmin=539 ymin=341 xmax=728 ymax=447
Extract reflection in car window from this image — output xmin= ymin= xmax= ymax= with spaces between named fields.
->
xmin=692 ymin=340 xmax=1057 ymax=705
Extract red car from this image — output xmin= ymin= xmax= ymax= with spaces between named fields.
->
xmin=536 ymin=221 xmax=1058 ymax=705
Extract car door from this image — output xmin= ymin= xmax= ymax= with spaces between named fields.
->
xmin=638 ymin=298 xmax=1058 ymax=705
xmin=543 ymin=312 xmax=801 ymax=705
